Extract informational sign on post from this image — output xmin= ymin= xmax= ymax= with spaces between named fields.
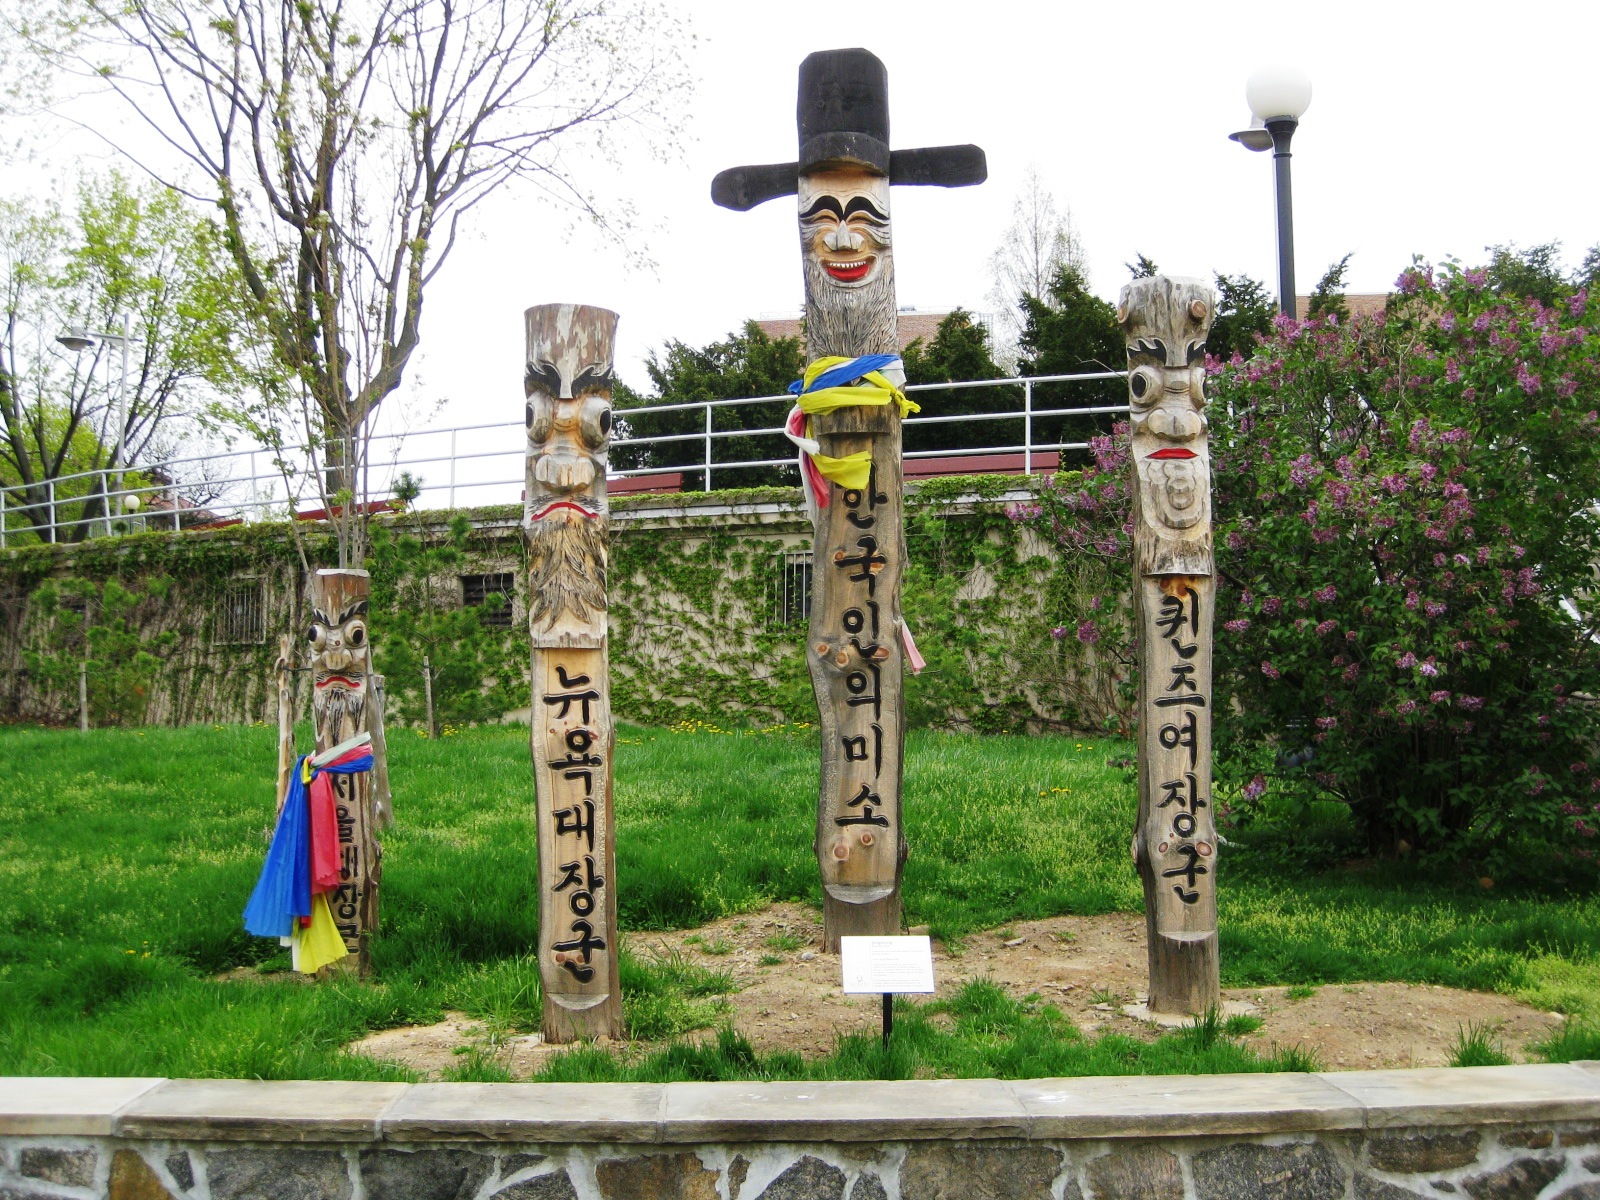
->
xmin=840 ymin=935 xmax=936 ymax=995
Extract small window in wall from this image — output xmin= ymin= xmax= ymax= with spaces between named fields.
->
xmin=771 ymin=551 xmax=812 ymax=626
xmin=220 ymin=580 xmax=266 ymax=645
xmin=463 ymin=572 xmax=515 ymax=629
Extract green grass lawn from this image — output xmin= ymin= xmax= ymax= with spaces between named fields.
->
xmin=0 ymin=720 xmax=1596 ymax=1082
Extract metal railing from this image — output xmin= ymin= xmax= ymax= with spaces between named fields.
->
xmin=0 ymin=370 xmax=1128 ymax=545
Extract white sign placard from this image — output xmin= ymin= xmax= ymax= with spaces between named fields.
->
xmin=839 ymin=936 xmax=936 ymax=995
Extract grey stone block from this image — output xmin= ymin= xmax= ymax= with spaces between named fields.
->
xmin=165 ymin=1152 xmax=195 ymax=1192
xmin=595 ymin=1152 xmax=720 ymax=1200
xmin=664 ymin=1080 xmax=1026 ymax=1143
xmin=19 ymin=1146 xmax=98 ymax=1187
xmin=208 ymin=1147 xmax=353 ymax=1200
xmin=1192 ymin=1141 xmax=1345 ymax=1200
xmin=1500 ymin=1132 xmax=1554 ymax=1150
xmin=729 ymin=1155 xmax=751 ymax=1200
xmin=900 ymin=1142 xmax=1063 ymax=1200
xmin=1585 ymin=1156 xmax=1600 ymax=1173
xmin=499 ymin=1154 xmax=548 ymax=1180
xmin=385 ymin=1084 xmax=661 ymax=1144
xmin=1086 ymin=1146 xmax=1182 ymax=1200
xmin=1324 ymin=1066 xmax=1600 ymax=1130
xmin=120 ymin=1080 xmax=406 ymax=1142
xmin=359 ymin=1148 xmax=494 ymax=1200
xmin=0 ymin=1077 xmax=166 ymax=1137
xmin=1357 ymin=1177 xmax=1432 ymax=1200
xmin=1015 ymin=1074 xmax=1362 ymax=1139
xmin=849 ymin=1175 xmax=888 ymax=1200
xmin=1462 ymin=1159 xmax=1565 ymax=1200
xmin=0 ymin=1186 xmax=68 ymax=1200
xmin=491 ymin=1171 xmax=579 ymax=1200
xmin=1561 ymin=1129 xmax=1600 ymax=1148
xmin=755 ymin=1156 xmax=847 ymax=1200
xmin=1551 ymin=1187 xmax=1600 ymax=1200
xmin=1367 ymin=1132 xmax=1482 ymax=1174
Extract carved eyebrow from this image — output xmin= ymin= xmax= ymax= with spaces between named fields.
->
xmin=312 ymin=600 xmax=369 ymax=626
xmin=1186 ymin=340 xmax=1207 ymax=365
xmin=572 ymin=364 xmax=613 ymax=394
xmin=842 ymin=196 xmax=889 ymax=222
xmin=1127 ymin=338 xmax=1168 ymax=361
xmin=799 ymin=197 xmax=845 ymax=221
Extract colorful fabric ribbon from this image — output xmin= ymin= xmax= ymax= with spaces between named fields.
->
xmin=242 ymin=732 xmax=373 ymax=973
xmin=784 ymin=355 xmax=918 ymax=512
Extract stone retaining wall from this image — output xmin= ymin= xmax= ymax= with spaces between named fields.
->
xmin=3 ymin=1065 xmax=1599 ymax=1199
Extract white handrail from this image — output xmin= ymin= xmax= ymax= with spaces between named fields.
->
xmin=0 ymin=370 xmax=1128 ymax=542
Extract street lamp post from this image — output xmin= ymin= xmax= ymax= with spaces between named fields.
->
xmin=1230 ymin=67 xmax=1313 ymax=316
xmin=57 ymin=313 xmax=138 ymax=530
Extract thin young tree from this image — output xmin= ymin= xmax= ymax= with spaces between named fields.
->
xmin=987 ymin=165 xmax=1086 ymax=368
xmin=21 ymin=0 xmax=689 ymax=564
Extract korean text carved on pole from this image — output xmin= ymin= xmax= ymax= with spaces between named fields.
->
xmin=713 ymin=47 xmax=985 ymax=949
xmin=1120 ymin=276 xmax=1221 ymax=1015
xmin=523 ymin=302 xmax=622 ymax=1041
xmin=308 ymin=568 xmax=380 ymax=975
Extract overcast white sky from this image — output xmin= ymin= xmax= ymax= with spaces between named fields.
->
xmin=17 ymin=0 xmax=1600 ymax=452
xmin=397 ymin=0 xmax=1600 ymax=437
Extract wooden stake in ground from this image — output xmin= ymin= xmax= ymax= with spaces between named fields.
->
xmin=523 ymin=302 xmax=622 ymax=1041
xmin=1120 ymin=276 xmax=1220 ymax=1015
xmin=713 ymin=47 xmax=985 ymax=951
xmin=274 ymin=633 xmax=295 ymax=816
xmin=308 ymin=568 xmax=380 ymax=975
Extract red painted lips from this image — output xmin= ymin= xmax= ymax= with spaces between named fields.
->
xmin=824 ymin=259 xmax=872 ymax=282
xmin=1147 ymin=447 xmax=1198 ymax=460
xmin=315 ymin=674 xmax=362 ymax=689
xmin=531 ymin=500 xmax=598 ymax=520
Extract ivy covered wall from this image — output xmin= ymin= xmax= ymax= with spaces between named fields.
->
xmin=0 ymin=479 xmax=1127 ymax=734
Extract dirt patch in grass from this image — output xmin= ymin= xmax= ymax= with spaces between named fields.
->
xmin=348 ymin=903 xmax=1566 ymax=1079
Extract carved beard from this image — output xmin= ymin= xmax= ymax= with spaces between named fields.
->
xmin=314 ymin=681 xmax=366 ymax=738
xmin=526 ymin=515 xmax=608 ymax=633
xmin=803 ymin=246 xmax=899 ymax=358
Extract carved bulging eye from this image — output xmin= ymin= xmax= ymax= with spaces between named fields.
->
xmin=307 ymin=625 xmax=325 ymax=647
xmin=347 ymin=622 xmax=366 ymax=647
xmin=1129 ymin=366 xmax=1162 ymax=406
xmin=526 ymin=395 xmax=552 ymax=443
xmin=579 ymin=397 xmax=613 ymax=448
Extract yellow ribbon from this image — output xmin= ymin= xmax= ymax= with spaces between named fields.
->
xmin=792 ymin=357 xmax=918 ymax=490
xmin=793 ymin=356 xmax=919 ymax=419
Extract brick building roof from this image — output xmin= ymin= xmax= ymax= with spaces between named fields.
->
xmin=755 ymin=310 xmax=960 ymax=354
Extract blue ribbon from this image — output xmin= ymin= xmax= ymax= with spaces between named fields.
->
xmin=242 ymin=751 xmax=374 ymax=940
xmin=788 ymin=354 xmax=902 ymax=396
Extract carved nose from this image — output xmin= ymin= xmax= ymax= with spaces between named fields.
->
xmin=535 ymin=453 xmax=595 ymax=492
xmin=1149 ymin=407 xmax=1206 ymax=440
xmin=824 ymin=224 xmax=862 ymax=253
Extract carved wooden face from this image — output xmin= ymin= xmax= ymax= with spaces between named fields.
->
xmin=309 ymin=598 xmax=369 ymax=720
xmin=524 ymin=304 xmax=618 ymax=519
xmin=1127 ymin=334 xmax=1211 ymax=533
xmin=798 ymin=168 xmax=893 ymax=292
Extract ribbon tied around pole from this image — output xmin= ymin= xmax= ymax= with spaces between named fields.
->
xmin=243 ymin=731 xmax=374 ymax=973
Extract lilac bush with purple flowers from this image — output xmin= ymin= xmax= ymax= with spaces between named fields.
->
xmin=1020 ymin=258 xmax=1600 ymax=864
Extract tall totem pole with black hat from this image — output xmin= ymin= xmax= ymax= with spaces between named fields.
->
xmin=714 ymin=48 xmax=985 ymax=949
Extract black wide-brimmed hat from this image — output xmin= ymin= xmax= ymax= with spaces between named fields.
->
xmin=712 ymin=47 xmax=986 ymax=212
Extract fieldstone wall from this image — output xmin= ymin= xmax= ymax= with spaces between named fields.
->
xmin=3 ymin=1065 xmax=1599 ymax=1200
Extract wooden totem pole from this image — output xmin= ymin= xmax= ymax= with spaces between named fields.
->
xmin=1121 ymin=277 xmax=1221 ymax=1015
xmin=308 ymin=568 xmax=380 ymax=974
xmin=714 ymin=48 xmax=985 ymax=949
xmin=523 ymin=302 xmax=622 ymax=1041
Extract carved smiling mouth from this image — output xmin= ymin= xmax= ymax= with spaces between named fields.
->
xmin=1148 ymin=448 xmax=1198 ymax=460
xmin=824 ymin=257 xmax=873 ymax=282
